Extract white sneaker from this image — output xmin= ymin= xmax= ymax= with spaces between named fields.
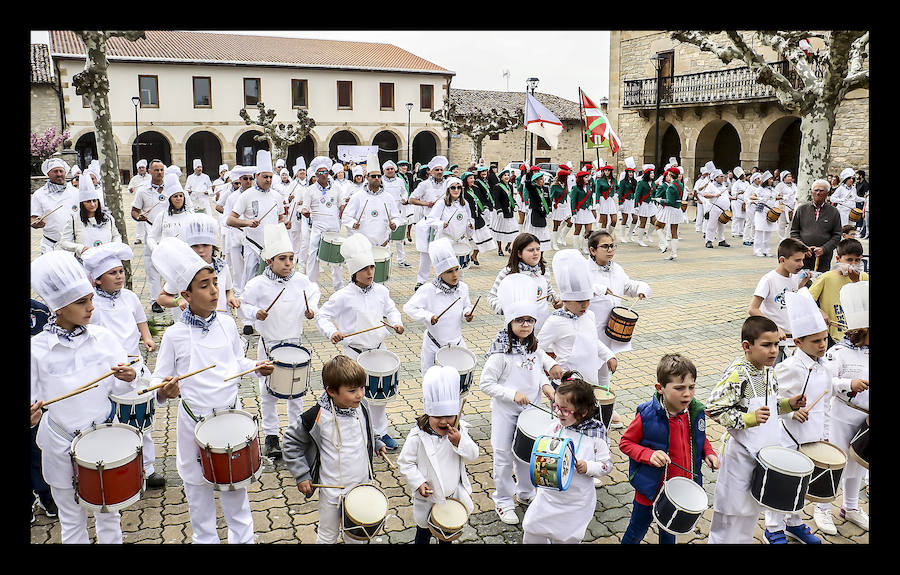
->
xmin=497 ymin=506 xmax=519 ymax=525
xmin=814 ymin=507 xmax=837 ymax=535
xmin=593 ymin=477 xmax=604 ymax=488
xmin=841 ymin=507 xmax=869 ymax=531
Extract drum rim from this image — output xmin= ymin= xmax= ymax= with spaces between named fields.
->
xmin=849 ymin=445 xmax=870 ymax=469
xmin=799 ymin=441 xmax=847 ymax=470
xmin=268 ymin=343 xmax=312 ymax=368
xmin=193 ymin=409 xmax=259 ymax=453
xmin=344 ymin=483 xmax=388 ymax=525
xmin=109 ymin=389 xmax=158 ymax=405
xmin=75 ymin=488 xmax=143 ymax=514
xmin=757 ymin=445 xmax=815 ymax=476
xmin=429 ymin=497 xmax=469 ymax=532
xmin=516 ymin=406 xmax=559 ymax=440
xmin=207 ymin=465 xmax=263 ymax=491
xmin=530 ymin=434 xmax=576 ymax=491
xmin=609 ymin=306 xmax=639 ymax=320
xmin=661 ymin=476 xmax=709 ymax=513
xmin=357 ymin=349 xmax=401 ymax=376
xmin=71 ymin=423 xmax=143 ymax=470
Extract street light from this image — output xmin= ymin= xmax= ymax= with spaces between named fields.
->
xmin=406 ymin=102 xmax=414 ymax=165
xmin=131 ymin=96 xmax=141 ymax=173
xmin=649 ymin=55 xmax=664 ymax=172
xmin=525 ymin=77 xmax=539 ymax=165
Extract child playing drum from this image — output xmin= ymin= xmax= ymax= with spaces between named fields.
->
xmin=239 ymin=223 xmax=320 ymax=459
xmin=619 ymin=354 xmax=719 ymax=544
xmin=706 ymin=316 xmax=807 ymax=544
xmin=397 ymin=365 xmax=479 ymax=544
xmin=282 ymin=355 xmax=388 ymax=544
xmin=520 ymin=375 xmax=613 ymax=543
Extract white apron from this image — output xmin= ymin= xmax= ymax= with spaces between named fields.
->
xmin=80 ymin=219 xmax=112 ymax=249
xmin=565 ymin=320 xmax=604 ymax=386
xmin=779 ymin=365 xmax=828 ymax=448
xmin=345 ymin=309 xmax=389 ymax=351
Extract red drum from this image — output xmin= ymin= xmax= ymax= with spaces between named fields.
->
xmin=70 ymin=423 xmax=145 ymax=513
xmin=194 ymin=409 xmax=262 ymax=491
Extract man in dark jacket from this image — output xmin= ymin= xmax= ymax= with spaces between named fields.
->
xmin=790 ymin=179 xmax=842 ymax=273
xmin=855 ymin=170 xmax=868 ymax=236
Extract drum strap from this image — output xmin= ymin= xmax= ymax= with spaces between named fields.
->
xmin=48 ymin=401 xmax=116 ymax=443
xmin=181 ymin=398 xmax=237 ymax=423
xmin=427 ymin=331 xmax=461 ymax=349
xmin=780 ymin=420 xmax=803 ymax=449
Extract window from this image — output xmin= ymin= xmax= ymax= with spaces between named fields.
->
xmin=337 ymin=81 xmax=352 ymax=109
xmin=138 ymin=75 xmax=158 ymax=107
xmin=490 ymin=134 xmax=500 ymax=141
xmin=537 ymin=136 xmax=551 ymax=150
xmin=291 ymin=79 xmax=308 ymax=108
xmin=379 ymin=83 xmax=394 ymax=110
xmin=193 ymin=76 xmax=211 ymax=108
xmin=244 ymin=78 xmax=261 ymax=107
xmin=420 ymin=84 xmax=433 ymax=111
xmin=82 ymin=94 xmax=90 ymax=108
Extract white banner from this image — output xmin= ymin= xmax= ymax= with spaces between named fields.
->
xmin=337 ymin=145 xmax=379 ymax=163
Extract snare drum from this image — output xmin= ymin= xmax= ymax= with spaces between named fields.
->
xmin=70 ymin=423 xmax=144 ymax=513
xmin=594 ymin=387 xmax=616 ymax=431
xmin=750 ymin=445 xmax=814 ymax=513
xmin=194 ymin=409 xmax=262 ymax=491
xmin=680 ymin=200 xmax=688 ymax=213
xmin=341 ymin=483 xmax=388 ymax=541
xmin=530 ymin=435 xmax=576 ymax=491
xmin=766 ymin=206 xmax=783 ymax=223
xmin=110 ymin=388 xmax=157 ymax=431
xmin=371 ymin=246 xmax=391 ymax=283
xmin=318 ymin=232 xmax=345 ymax=264
xmin=605 ymin=306 xmax=639 ymax=343
xmin=513 ymin=407 xmax=558 ymax=464
xmin=267 ymin=343 xmax=311 ymax=399
xmin=428 ymin=498 xmax=469 ymax=542
xmin=434 ymin=346 xmax=476 ymax=397
xmin=849 ymin=207 xmax=864 ymax=222
xmin=357 ymin=349 xmax=400 ymax=404
xmin=453 ymin=241 xmax=472 ymax=269
xmin=390 ymin=217 xmax=408 ymax=241
xmin=799 ymin=441 xmax=847 ymax=502
xmin=718 ymin=209 xmax=733 ymax=224
xmin=652 ymin=476 xmax=708 ymax=535
xmin=849 ymin=417 xmax=870 ymax=469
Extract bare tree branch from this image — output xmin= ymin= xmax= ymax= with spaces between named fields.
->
xmin=669 ymin=31 xmax=744 ymax=64
xmin=847 ymin=31 xmax=869 ymax=77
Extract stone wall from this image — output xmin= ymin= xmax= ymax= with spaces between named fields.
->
xmin=31 ymin=85 xmax=63 ymax=136
xmin=828 ymin=93 xmax=869 ymax=175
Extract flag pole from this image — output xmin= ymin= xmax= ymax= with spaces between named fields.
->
xmin=579 ymin=87 xmax=586 ymax=168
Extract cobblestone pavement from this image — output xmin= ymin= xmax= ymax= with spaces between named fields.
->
xmin=30 ymin=197 xmax=869 ymax=544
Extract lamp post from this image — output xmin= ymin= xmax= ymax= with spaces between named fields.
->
xmin=526 ymin=77 xmax=539 ymax=165
xmin=406 ymin=102 xmax=414 ymax=165
xmin=131 ymin=96 xmax=140 ymax=173
xmin=649 ymin=55 xmax=663 ymax=172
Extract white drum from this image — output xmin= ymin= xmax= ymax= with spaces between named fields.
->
xmin=341 ymin=483 xmax=388 ymax=541
xmin=267 ymin=343 xmax=311 ymax=399
xmin=434 ymin=346 xmax=477 ymax=397
xmin=453 ymin=241 xmax=472 ymax=268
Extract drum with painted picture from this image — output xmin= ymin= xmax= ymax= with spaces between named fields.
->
xmin=428 ymin=498 xmax=469 ymax=542
xmin=799 ymin=441 xmax=847 ymax=503
xmin=341 ymin=483 xmax=388 ymax=541
xmin=194 ymin=409 xmax=262 ymax=491
xmin=652 ymin=476 xmax=708 ymax=535
xmin=371 ymin=245 xmax=391 ymax=283
xmin=750 ymin=445 xmax=814 ymax=513
xmin=70 ymin=423 xmax=145 ymax=513
xmin=605 ymin=306 xmax=639 ymax=343
xmin=318 ymin=232 xmax=345 ymax=264
xmin=267 ymin=342 xmax=311 ymax=399
xmin=356 ymin=348 xmax=400 ymax=404
xmin=529 ymin=434 xmax=576 ymax=491
xmin=434 ymin=345 xmax=477 ymax=397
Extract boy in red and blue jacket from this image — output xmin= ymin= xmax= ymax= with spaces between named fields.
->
xmin=619 ymin=354 xmax=720 ymax=544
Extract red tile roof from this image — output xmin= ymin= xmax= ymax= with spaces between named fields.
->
xmin=49 ymin=30 xmax=454 ymax=76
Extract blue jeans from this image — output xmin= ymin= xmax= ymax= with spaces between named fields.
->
xmin=622 ymin=501 xmax=676 ymax=544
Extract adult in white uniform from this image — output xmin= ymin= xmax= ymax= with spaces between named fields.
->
xmin=340 ymin=154 xmax=402 ymax=249
xmin=219 ymin=167 xmax=252 ymax=295
xmin=130 ymin=160 xmax=168 ymax=311
xmin=831 ymin=168 xmax=857 ymax=227
xmin=290 ymin=157 xmax=311 ymax=264
xmin=743 ymin=171 xmax=762 ymax=246
xmin=381 ymin=160 xmax=411 ymax=267
xmin=730 ymin=167 xmax=748 ymax=238
xmin=127 ymin=159 xmax=151 ymax=243
xmin=774 ymin=170 xmax=798 ymax=240
xmin=303 ymin=156 xmax=346 ymax=290
xmin=753 ymin=171 xmax=779 ymax=257
xmin=31 ymin=158 xmax=79 ymax=255
xmin=210 ymin=164 xmax=230 ymax=245
xmin=185 ymin=159 xmax=212 ymax=214
xmin=410 ymin=156 xmax=449 ymax=286
xmin=693 ymin=162 xmax=714 ymax=233
xmin=57 ymin=166 xmax=122 ymax=257
xmin=702 ymin=169 xmax=733 ymax=248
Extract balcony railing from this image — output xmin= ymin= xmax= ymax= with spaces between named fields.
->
xmin=623 ymin=60 xmax=825 ymax=108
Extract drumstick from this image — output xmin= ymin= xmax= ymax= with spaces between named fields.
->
xmin=311 ymin=484 xmax=346 ymax=490
xmin=139 ymin=363 xmax=218 ymax=394
xmin=800 ymin=366 xmax=814 ymax=399
xmin=381 ymin=453 xmax=396 ymax=469
xmin=42 ymin=383 xmax=101 ymax=407
xmin=140 ymin=200 xmax=164 ymax=220
xmin=69 ymin=358 xmax=142 ymax=394
xmin=223 ymin=361 xmax=273 ymax=382
xmin=259 ymin=202 xmax=278 ymax=222
xmin=303 ymin=290 xmax=310 ymax=315
xmin=434 ymin=297 xmax=461 ymax=322
xmin=36 ymin=204 xmax=63 ymax=222
xmin=667 ymin=459 xmax=701 ymax=479
xmin=807 ymin=389 xmax=829 ymax=411
xmin=264 ymin=287 xmax=286 ymax=313
xmin=528 ymin=402 xmax=555 ymax=417
xmin=814 ymin=255 xmax=820 ymax=272
xmin=357 ymin=199 xmax=369 ymax=222
xmin=626 ymin=294 xmax=643 ymax=313
xmin=454 ymin=397 xmax=468 ymax=428
xmin=765 ymin=367 xmax=769 ymax=406
xmin=343 ymin=323 xmax=387 ymax=339
xmin=468 ymin=295 xmax=481 ymax=317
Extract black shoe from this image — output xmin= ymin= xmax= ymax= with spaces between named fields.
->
xmin=398 ymin=262 xmax=411 ymax=268
xmin=146 ymin=471 xmax=166 ymax=489
xmin=718 ymin=241 xmax=731 ymax=247
xmin=242 ymin=325 xmax=254 ymax=336
xmin=151 ymin=302 xmax=164 ymax=313
xmin=36 ymin=496 xmax=58 ymax=518
xmin=706 ymin=241 xmax=714 ymax=248
xmin=472 ymin=259 xmax=480 ymax=266
xmin=414 ymin=283 xmax=423 ymax=293
xmin=265 ymin=435 xmax=282 ymax=459
xmin=498 ymin=250 xmax=505 ymax=257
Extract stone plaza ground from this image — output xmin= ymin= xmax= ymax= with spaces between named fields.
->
xmin=29 ymin=199 xmax=869 ymax=544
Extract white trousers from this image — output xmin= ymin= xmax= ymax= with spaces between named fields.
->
xmin=299 ymin=220 xmax=311 ymax=265
xmin=764 ymin=510 xmax=805 ymax=532
xmin=256 ymin=341 xmax=304 ymax=437
xmin=183 ymin=482 xmax=255 ymax=544
xmin=490 ymin=405 xmax=536 ymax=510
xmin=706 ymin=214 xmax=725 ymax=244
xmin=306 ymin=227 xmax=345 ymax=290
xmin=416 ymin=252 xmax=433 ymax=285
xmin=695 ymin=201 xmax=705 ymax=230
xmin=342 ymin=345 xmax=389 ymax=437
xmin=241 ymin=249 xmax=264 ymax=292
xmin=743 ymin=210 xmax=756 ymax=240
xmin=707 ymin=513 xmax=759 ymax=544
xmin=391 ymin=239 xmax=407 ymax=264
xmin=145 ymin=252 xmax=162 ymax=304
xmin=227 ymin=241 xmax=246 ymax=294
xmin=522 ymin=532 xmax=581 ymax=544
xmin=50 ymin=485 xmax=122 ymax=544
xmin=732 ymin=216 xmax=745 ymax=236
xmin=316 ymin=499 xmax=367 ymax=544
xmin=754 ymin=230 xmax=771 ymax=256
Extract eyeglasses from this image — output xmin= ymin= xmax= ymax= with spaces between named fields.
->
xmin=240 ymin=176 xmax=252 ymax=180
xmin=513 ymin=318 xmax=536 ymax=326
xmin=597 ymin=243 xmax=617 ymax=251
xmin=552 ymin=404 xmax=575 ymax=417
xmin=448 ymin=185 xmax=462 ymax=190
xmin=368 ymin=174 xmax=382 ymax=178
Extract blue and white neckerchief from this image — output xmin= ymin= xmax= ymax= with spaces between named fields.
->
xmin=355 ymin=282 xmax=374 ymax=295
xmin=317 ymin=391 xmax=357 ymax=418
xmin=593 ymin=260 xmax=612 ymax=272
xmin=552 ymin=308 xmax=579 ymax=320
xmin=485 ymin=328 xmax=530 ymax=358
xmin=211 ymin=256 xmax=226 ymax=274
xmin=431 ymin=277 xmax=459 ymax=294
xmin=46 ymin=181 xmax=67 ymax=194
xmin=95 ymin=287 xmax=121 ymax=302
xmin=43 ymin=316 xmax=87 ymax=341
xmin=572 ymin=410 xmax=605 ymax=439
xmin=254 ymin=184 xmax=269 ymax=193
xmin=517 ymin=262 xmax=542 ymax=276
xmin=180 ymin=307 xmax=216 ymax=333
xmin=835 ymin=337 xmax=867 ymax=352
xmin=264 ymin=266 xmax=294 ymax=284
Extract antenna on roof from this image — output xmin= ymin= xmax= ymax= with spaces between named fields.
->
xmin=502 ymin=69 xmax=510 ymax=92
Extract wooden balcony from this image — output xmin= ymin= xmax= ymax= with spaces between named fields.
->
xmin=623 ymin=60 xmax=824 ymax=109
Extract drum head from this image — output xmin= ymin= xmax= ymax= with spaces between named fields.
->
xmin=664 ymin=477 xmax=708 ymax=513
xmin=594 ymin=387 xmax=615 ymax=405
xmin=435 ymin=346 xmax=476 ymax=373
xmin=799 ymin=442 xmax=847 ymax=470
xmin=195 ymin=411 xmax=257 ymax=448
xmin=611 ymin=306 xmax=639 ymax=320
xmin=516 ymin=407 xmax=558 ymax=438
xmin=345 ymin=484 xmax=388 ymax=524
xmin=370 ymin=246 xmax=390 ymax=262
xmin=73 ymin=424 xmax=142 ymax=468
xmin=357 ymin=349 xmax=400 ymax=375
xmin=270 ymin=345 xmax=311 ymax=366
xmin=322 ymin=232 xmax=344 ymax=243
xmin=431 ymin=499 xmax=468 ymax=530
xmin=109 ymin=388 xmax=151 ymax=404
xmin=453 ymin=242 xmax=472 ymax=256
xmin=758 ymin=446 xmax=815 ymax=476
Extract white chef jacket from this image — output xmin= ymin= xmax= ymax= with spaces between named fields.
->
xmin=31 ymin=182 xmax=79 ymax=243
xmin=239 ymin=271 xmax=321 ymax=345
xmin=403 ymin=281 xmax=473 ymax=347
xmin=316 ymin=282 xmax=402 ymax=350
xmin=341 ymin=188 xmax=401 ymax=246
xmin=230 ymin=185 xmax=284 ymax=254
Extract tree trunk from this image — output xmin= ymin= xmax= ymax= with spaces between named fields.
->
xmin=471 ymin=136 xmax=486 ymax=166
xmin=795 ymin=105 xmax=836 ymax=204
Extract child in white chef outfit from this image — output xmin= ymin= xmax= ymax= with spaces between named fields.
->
xmin=763 ymin=288 xmax=831 ymax=544
xmin=705 ymin=316 xmax=807 ymax=544
xmin=81 ymin=242 xmax=166 ymax=490
xmin=403 ymin=237 xmax=475 ymax=376
xmin=150 ymin=237 xmax=273 ymax=544
xmin=521 ymin=375 xmax=613 ymax=543
xmin=30 ymin=251 xmax=176 ymax=544
xmin=315 ymin=233 xmax=405 ymax=450
xmin=398 ymin=365 xmax=480 ymax=544
xmin=239 ymin=223 xmax=320 ymax=459
xmin=818 ymin=281 xmax=869 ymax=534
xmin=479 ymin=273 xmax=562 ymax=525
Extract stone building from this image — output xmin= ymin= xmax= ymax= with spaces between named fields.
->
xmin=47 ymin=30 xmax=454 ymax=182
xmin=30 ymin=44 xmax=64 ymax=137
xmin=608 ymin=31 xmax=869 ymax=185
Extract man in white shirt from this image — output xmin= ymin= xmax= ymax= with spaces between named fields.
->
xmin=127 ymin=160 xmax=151 ymax=244
xmin=30 ymin=158 xmax=79 ymax=255
xmin=129 ymin=159 xmax=169 ymax=311
xmin=341 ymin=155 xmax=401 ymax=248
xmin=185 ymin=159 xmax=212 ymax=214
xmin=381 ymin=160 xmax=411 ymax=267
xmin=303 ymin=157 xmax=345 ymax=290
xmin=288 ymin=157 xmax=309 ymax=262
xmin=703 ymin=169 xmax=732 ymax=248
xmin=693 ymin=163 xmax=712 ymax=233
xmin=409 ymin=156 xmax=449 ymax=288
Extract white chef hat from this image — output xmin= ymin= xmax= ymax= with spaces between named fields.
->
xmin=365 ymin=154 xmax=382 ymax=175
xmin=81 ymin=241 xmax=133 ymax=281
xmin=152 ymin=236 xmax=212 ymax=295
xmin=261 ymin=223 xmax=294 ymax=260
xmin=308 ymin=156 xmax=332 ymax=174
xmin=70 ymin=165 xmax=82 ymax=177
xmin=443 ymin=176 xmax=462 ymax=192
xmin=668 ymin=156 xmax=678 ymax=166
xmin=341 ymin=233 xmax=375 ymax=276
xmin=429 ymin=237 xmax=458 ymax=275
xmin=552 ymin=249 xmax=593 ymax=301
xmin=87 ymin=160 xmax=101 ymax=179
xmin=332 ymin=162 xmax=345 ymax=174
xmin=428 ymin=155 xmax=449 ymax=170
xmin=781 ymin=171 xmax=792 ymax=181
xmin=166 ymin=164 xmax=182 ymax=177
xmin=229 ymin=165 xmax=247 ymax=179
xmin=183 ymin=213 xmax=218 ymax=247
xmin=733 ymin=166 xmax=744 ymax=178
xmin=293 ymin=156 xmax=307 ymax=176
xmin=382 ymin=160 xmax=397 ymax=171
xmin=352 ymin=166 xmax=364 ymax=178
xmin=136 ymin=159 xmax=148 ymax=170
xmin=709 ymin=168 xmax=724 ymax=179
xmin=162 ymin=172 xmax=185 ymax=200
xmin=255 ymin=150 xmax=273 ymax=175
xmin=275 ymin=158 xmax=286 ymax=169
xmin=279 ymin=168 xmax=290 ymax=177
xmin=703 ymin=161 xmax=716 ymax=174
xmin=218 ymin=163 xmax=228 ymax=174
xmin=31 ymin=251 xmax=94 ymax=312
xmin=499 ymin=273 xmax=540 ymax=326
xmin=41 ymin=157 xmax=70 ymax=176
xmin=624 ymin=156 xmax=636 ymax=170
xmin=78 ymin=167 xmax=102 ymax=203
xmin=760 ymin=171 xmax=773 ymax=183
xmin=192 ymin=159 xmax=202 ymax=170
xmin=840 ymin=281 xmax=868 ymax=331
xmin=423 ymin=365 xmax=461 ymax=417
xmin=840 ymin=168 xmax=855 ymax=182
xmin=785 ymin=287 xmax=828 ymax=339
xmin=750 ymin=171 xmax=763 ymax=184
